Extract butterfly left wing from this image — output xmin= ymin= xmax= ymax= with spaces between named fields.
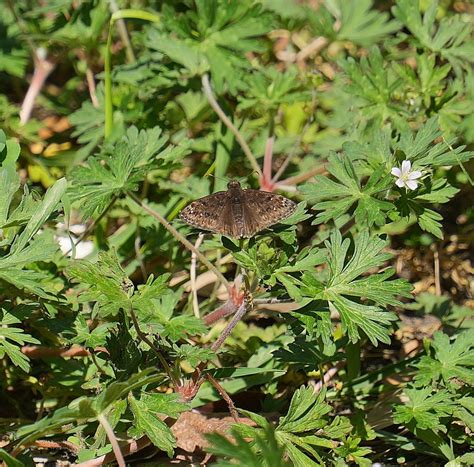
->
xmin=179 ymin=191 xmax=234 ymax=235
xmin=240 ymin=189 xmax=297 ymax=237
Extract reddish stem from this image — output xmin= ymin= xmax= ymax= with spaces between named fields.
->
xmin=204 ymin=300 xmax=238 ymax=326
xmin=20 ymin=49 xmax=55 ymax=125
xmin=275 ymin=164 xmax=327 ymax=187
xmin=260 ymin=136 xmax=275 ymax=191
xmin=21 ymin=345 xmax=101 ymax=358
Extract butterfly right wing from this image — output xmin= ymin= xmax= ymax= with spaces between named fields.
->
xmin=179 ymin=191 xmax=235 ymax=236
xmin=240 ymin=189 xmax=297 ymax=237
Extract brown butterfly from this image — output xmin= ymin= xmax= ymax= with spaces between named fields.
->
xmin=179 ymin=180 xmax=297 ymax=238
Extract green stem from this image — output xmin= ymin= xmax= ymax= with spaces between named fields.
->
xmin=104 ymin=22 xmax=114 ymax=138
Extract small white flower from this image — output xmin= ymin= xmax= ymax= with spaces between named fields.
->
xmin=391 ymin=160 xmax=422 ymax=191
xmin=55 ymin=235 xmax=94 ymax=259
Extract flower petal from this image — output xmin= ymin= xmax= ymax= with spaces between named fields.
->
xmin=406 ymin=179 xmax=418 ymax=191
xmin=408 ymin=170 xmax=422 ymax=180
xmin=391 ymin=167 xmax=402 ymax=177
xmin=401 ymin=160 xmax=411 ymax=174
xmin=395 ymin=179 xmax=406 ymax=188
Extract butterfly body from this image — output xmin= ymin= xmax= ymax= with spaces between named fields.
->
xmin=179 ymin=180 xmax=296 ymax=238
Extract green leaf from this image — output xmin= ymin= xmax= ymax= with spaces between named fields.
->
xmin=329 ymin=0 xmax=400 ymax=46
xmin=68 ymin=250 xmax=130 ymax=317
xmin=340 ymin=46 xmax=408 ymax=130
xmin=0 ymin=449 xmax=25 ymax=467
xmin=138 ymin=392 xmax=189 ymax=419
xmin=10 ymin=178 xmax=67 ymax=255
xmin=414 ymin=330 xmax=474 ymax=386
xmin=131 ymin=273 xmax=171 ymax=315
xmin=0 ymin=166 xmax=20 ymax=227
xmin=397 ymin=117 xmax=473 ymax=167
xmin=308 ymin=0 xmax=400 ymax=47
xmin=156 ymin=315 xmax=207 ymax=342
xmin=392 ymin=0 xmax=474 ymax=72
xmin=300 ymin=231 xmax=411 ymax=346
xmin=230 ymin=385 xmax=353 ymax=466
xmin=278 ymin=386 xmax=331 ymax=434
xmin=93 ymin=368 xmax=159 ymax=414
xmin=415 ymin=179 xmax=459 ymax=203
xmin=146 ymin=0 xmax=273 ymax=92
xmin=418 ymin=207 xmax=443 ymax=239
xmin=237 ymin=66 xmax=310 ymax=113
xmin=129 ymin=396 xmax=177 ymax=457
xmin=0 ymin=309 xmax=40 ymax=372
xmin=0 ymin=131 xmax=21 ymax=168
xmin=206 ymin=425 xmax=291 ymax=467
xmin=393 ymin=386 xmax=456 ymax=432
xmin=71 ymin=314 xmax=115 ymax=348
xmin=170 ymin=343 xmax=214 ymax=367
xmin=300 ymin=153 xmax=393 ymax=226
xmin=69 ymin=126 xmax=189 ymax=217
xmin=16 ymin=405 xmax=81 ymax=446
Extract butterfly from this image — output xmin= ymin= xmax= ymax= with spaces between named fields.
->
xmin=179 ymin=180 xmax=297 ymax=238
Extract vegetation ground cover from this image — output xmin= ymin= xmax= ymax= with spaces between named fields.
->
xmin=0 ymin=0 xmax=473 ymax=465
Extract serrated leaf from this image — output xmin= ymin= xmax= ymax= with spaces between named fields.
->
xmin=70 ymin=126 xmax=188 ymax=217
xmin=414 ymin=330 xmax=474 ymax=386
xmin=278 ymin=386 xmax=331 ymax=434
xmin=393 ymin=0 xmax=474 ymax=72
xmin=0 ymin=309 xmax=40 ymax=372
xmin=393 ymin=386 xmax=456 ymax=432
xmin=147 ymin=1 xmax=272 ymax=92
xmin=129 ymin=396 xmax=176 ymax=457
xmin=68 ymin=250 xmax=130 ymax=317
xmin=300 ymin=154 xmax=393 ymax=226
xmin=298 ymin=230 xmax=411 ymax=346
xmin=171 ymin=344 xmax=214 ymax=367
xmin=206 ymin=425 xmax=290 ymax=467
xmin=93 ymin=368 xmax=158 ymax=414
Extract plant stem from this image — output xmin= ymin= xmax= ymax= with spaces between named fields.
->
xmin=97 ymin=413 xmax=125 ymax=467
xmin=20 ymin=49 xmax=55 ymax=125
xmin=204 ymin=299 xmax=238 ymax=326
xmin=127 ymin=191 xmax=230 ymax=290
xmin=205 ymin=373 xmax=239 ymax=422
xmin=276 ymin=164 xmax=326 ymax=187
xmin=272 ymin=94 xmax=316 ymax=184
xmin=108 ymin=0 xmax=136 ymax=63
xmin=211 ymin=302 xmax=247 ymax=352
xmin=104 ymin=22 xmax=114 ymax=138
xmin=191 ymin=233 xmax=205 ymax=318
xmin=262 ymin=136 xmax=274 ymax=189
xmin=86 ymin=66 xmax=99 ymax=108
xmin=201 ymin=74 xmax=262 ymax=177
xmin=129 ymin=304 xmax=179 ymax=388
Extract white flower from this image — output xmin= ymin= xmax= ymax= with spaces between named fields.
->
xmin=391 ymin=160 xmax=422 ymax=191
xmin=55 ymin=235 xmax=94 ymax=258
xmin=55 ymin=223 xmax=94 ymax=259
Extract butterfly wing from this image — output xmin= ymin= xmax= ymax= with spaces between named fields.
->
xmin=240 ymin=189 xmax=297 ymax=237
xmin=179 ymin=191 xmax=236 ymax=236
